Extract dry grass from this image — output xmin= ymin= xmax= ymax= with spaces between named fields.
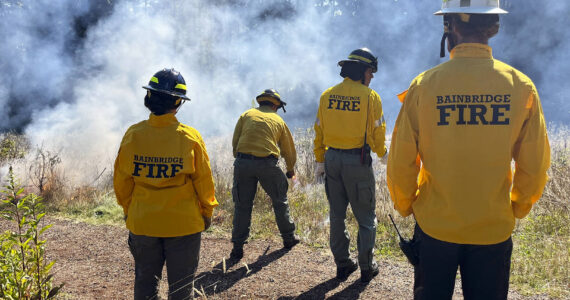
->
xmin=510 ymin=125 xmax=569 ymax=298
xmin=206 ymin=126 xmax=569 ymax=298
xmin=0 ymin=125 xmax=568 ymax=298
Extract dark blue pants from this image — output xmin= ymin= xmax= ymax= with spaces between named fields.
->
xmin=413 ymin=225 xmax=512 ymax=300
xmin=128 ymin=232 xmax=201 ymax=300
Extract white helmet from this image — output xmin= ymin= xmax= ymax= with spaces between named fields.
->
xmin=434 ymin=0 xmax=508 ymax=15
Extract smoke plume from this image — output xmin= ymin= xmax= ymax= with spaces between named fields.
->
xmin=1 ymin=0 xmax=568 ymax=183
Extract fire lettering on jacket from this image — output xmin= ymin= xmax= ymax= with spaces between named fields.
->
xmin=437 ymin=104 xmax=510 ymax=126
xmin=327 ymin=95 xmax=360 ymax=111
xmin=132 ymin=155 xmax=184 ymax=178
xmin=436 ymin=94 xmax=511 ymax=104
xmin=435 ymin=94 xmax=511 ymax=126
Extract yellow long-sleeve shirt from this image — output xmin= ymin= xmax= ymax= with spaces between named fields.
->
xmin=387 ymin=43 xmax=550 ymax=245
xmin=114 ymin=113 xmax=218 ymax=237
xmin=232 ymin=106 xmax=296 ymax=172
xmin=314 ymin=78 xmax=387 ymax=162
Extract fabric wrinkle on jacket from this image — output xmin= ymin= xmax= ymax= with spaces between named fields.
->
xmin=114 ymin=113 xmax=219 ymax=237
xmin=232 ymin=106 xmax=296 ymax=172
xmin=387 ymin=43 xmax=550 ymax=245
xmin=314 ymin=77 xmax=387 ymax=162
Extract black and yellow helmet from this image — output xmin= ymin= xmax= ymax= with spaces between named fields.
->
xmin=142 ymin=68 xmax=190 ymax=100
xmin=338 ymin=48 xmax=378 ymax=73
xmin=256 ymin=89 xmax=287 ymax=112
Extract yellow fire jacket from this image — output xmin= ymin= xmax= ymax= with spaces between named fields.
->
xmin=232 ymin=106 xmax=296 ymax=172
xmin=314 ymin=78 xmax=387 ymax=162
xmin=388 ymin=43 xmax=550 ymax=245
xmin=114 ymin=113 xmax=218 ymax=237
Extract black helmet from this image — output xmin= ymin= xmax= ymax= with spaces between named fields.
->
xmin=142 ymin=68 xmax=190 ymax=100
xmin=338 ymin=48 xmax=378 ymax=73
xmin=256 ymin=89 xmax=287 ymax=112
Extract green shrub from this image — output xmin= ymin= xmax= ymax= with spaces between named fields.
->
xmin=0 ymin=166 xmax=63 ymax=299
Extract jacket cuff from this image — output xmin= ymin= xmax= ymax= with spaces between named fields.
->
xmin=512 ymin=202 xmax=532 ymax=219
xmin=201 ymin=207 xmax=214 ymax=219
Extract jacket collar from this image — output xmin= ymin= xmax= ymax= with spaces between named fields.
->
xmin=148 ymin=113 xmax=179 ymax=127
xmin=343 ymin=77 xmax=363 ymax=85
xmin=257 ymin=106 xmax=276 ymax=113
xmin=450 ymin=43 xmax=493 ymax=60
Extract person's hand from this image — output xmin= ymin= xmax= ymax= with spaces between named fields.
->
xmin=203 ymin=216 xmax=212 ymax=230
xmin=286 ymin=170 xmax=295 ymax=178
xmin=315 ymin=162 xmax=325 ymax=182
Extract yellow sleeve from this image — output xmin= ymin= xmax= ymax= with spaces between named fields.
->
xmin=369 ymin=91 xmax=387 ymax=157
xmin=387 ymin=86 xmax=421 ymax=217
xmin=113 ymin=147 xmax=134 ymax=216
xmin=313 ymin=95 xmax=326 ymax=163
xmin=511 ymin=87 xmax=550 ymax=219
xmin=190 ymin=134 xmax=219 ymax=218
xmin=232 ymin=115 xmax=243 ymax=158
xmin=279 ymin=123 xmax=297 ymax=172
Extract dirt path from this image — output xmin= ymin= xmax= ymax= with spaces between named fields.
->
xmin=2 ymin=217 xmax=548 ymax=299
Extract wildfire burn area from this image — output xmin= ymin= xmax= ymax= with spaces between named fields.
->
xmin=0 ymin=217 xmax=552 ymax=300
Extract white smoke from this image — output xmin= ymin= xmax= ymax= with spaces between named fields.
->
xmin=0 ymin=0 xmax=568 ymax=184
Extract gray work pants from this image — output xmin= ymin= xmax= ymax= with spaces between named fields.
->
xmin=325 ymin=149 xmax=377 ymax=271
xmin=128 ymin=232 xmax=201 ymax=300
xmin=231 ymin=157 xmax=296 ymax=245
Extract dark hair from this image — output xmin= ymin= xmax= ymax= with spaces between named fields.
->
xmin=452 ymin=14 xmax=500 ymax=40
xmin=144 ymin=91 xmax=180 ymax=115
xmin=340 ymin=61 xmax=368 ymax=81
xmin=258 ymin=100 xmax=275 ymax=107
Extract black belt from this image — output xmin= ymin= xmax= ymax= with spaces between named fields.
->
xmin=237 ymin=152 xmax=276 ymax=160
xmin=328 ymin=147 xmax=363 ymax=155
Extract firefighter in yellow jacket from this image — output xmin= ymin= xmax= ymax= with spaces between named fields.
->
xmin=229 ymin=89 xmax=299 ymax=260
xmin=387 ymin=1 xmax=550 ymax=299
xmin=114 ymin=68 xmax=218 ymax=299
xmin=314 ymin=48 xmax=387 ymax=283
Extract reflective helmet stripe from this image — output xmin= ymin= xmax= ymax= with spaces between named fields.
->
xmin=143 ymin=68 xmax=190 ymax=100
xmin=348 ymin=54 xmax=373 ymax=64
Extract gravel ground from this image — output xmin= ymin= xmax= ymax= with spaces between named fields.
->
xmin=0 ymin=217 xmax=552 ymax=299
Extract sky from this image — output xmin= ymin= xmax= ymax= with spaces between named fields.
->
xmin=1 ymin=0 xmax=569 ymax=182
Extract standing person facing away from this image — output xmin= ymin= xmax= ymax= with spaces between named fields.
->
xmin=314 ymin=48 xmax=387 ymax=283
xmin=114 ymin=68 xmax=218 ymax=299
xmin=387 ymin=1 xmax=550 ymax=299
xmin=229 ymin=89 xmax=300 ymax=260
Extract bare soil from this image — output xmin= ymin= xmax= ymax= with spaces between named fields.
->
xmin=1 ymin=217 xmax=552 ymax=299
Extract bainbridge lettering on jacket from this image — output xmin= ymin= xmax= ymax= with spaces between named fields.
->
xmin=327 ymin=94 xmax=361 ymax=111
xmin=132 ymin=155 xmax=184 ymax=178
xmin=436 ymin=94 xmax=511 ymax=126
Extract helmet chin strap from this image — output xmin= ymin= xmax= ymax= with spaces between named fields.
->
xmin=440 ymin=32 xmax=448 ymax=58
xmin=440 ymin=15 xmax=456 ymax=58
xmin=175 ymin=98 xmax=186 ymax=113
